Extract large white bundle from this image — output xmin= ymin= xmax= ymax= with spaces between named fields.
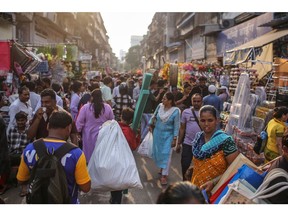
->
xmin=88 ymin=120 xmax=143 ymax=191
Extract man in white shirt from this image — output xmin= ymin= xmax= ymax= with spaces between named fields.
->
xmin=25 ymin=81 xmax=41 ymax=113
xmin=8 ymin=86 xmax=33 ymax=132
xmin=133 ymin=76 xmax=143 ymax=103
xmin=101 ymin=76 xmax=113 ymax=107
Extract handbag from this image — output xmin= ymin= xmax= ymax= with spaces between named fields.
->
xmin=253 ymin=125 xmax=268 ymax=155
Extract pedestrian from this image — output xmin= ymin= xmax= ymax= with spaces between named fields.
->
xmin=175 ymin=83 xmax=192 ymax=111
xmin=17 ymin=111 xmax=91 ymax=204
xmin=7 ymin=111 xmax=30 ymax=196
xmin=101 ymin=76 xmax=113 ymax=107
xmin=27 ymin=88 xmax=79 ymax=145
xmin=76 ymin=89 xmax=114 ymax=163
xmin=70 ymin=80 xmax=84 ymax=120
xmin=110 ymin=108 xmax=141 ymax=204
xmin=218 ymin=86 xmax=230 ymax=103
xmin=0 ymin=115 xmax=11 ymax=195
xmin=176 ymin=93 xmax=203 ymax=180
xmin=264 ymin=106 xmax=288 ymax=162
xmin=7 ymin=86 xmax=33 ymax=133
xmin=156 ymin=181 xmax=206 ymax=204
xmin=189 ymin=76 xmax=209 ymax=98
xmin=113 ymin=83 xmax=134 ymax=121
xmin=191 ymin=105 xmax=239 ymax=196
xmin=203 ymin=85 xmax=223 ymax=113
xmin=149 ymin=92 xmax=180 ymax=185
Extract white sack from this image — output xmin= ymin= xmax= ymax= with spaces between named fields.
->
xmin=88 ymin=120 xmax=143 ymax=191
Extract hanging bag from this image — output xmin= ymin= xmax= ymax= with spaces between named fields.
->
xmin=137 ymin=131 xmax=153 ymax=158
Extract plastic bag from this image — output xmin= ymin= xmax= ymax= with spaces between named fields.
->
xmin=137 ymin=131 xmax=153 ymax=158
xmin=88 ymin=120 xmax=143 ymax=191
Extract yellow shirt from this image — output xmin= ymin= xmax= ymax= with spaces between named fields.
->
xmin=266 ymin=118 xmax=286 ymax=154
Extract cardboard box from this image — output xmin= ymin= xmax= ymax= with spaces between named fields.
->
xmin=274 ymin=57 xmax=288 ymax=73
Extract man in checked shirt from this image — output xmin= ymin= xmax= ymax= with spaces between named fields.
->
xmin=7 ymin=111 xmax=30 ymax=196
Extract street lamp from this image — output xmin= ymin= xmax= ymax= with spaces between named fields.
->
xmin=141 ymin=56 xmax=146 ymax=74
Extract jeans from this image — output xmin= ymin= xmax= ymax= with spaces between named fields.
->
xmin=181 ymin=144 xmax=193 ymax=181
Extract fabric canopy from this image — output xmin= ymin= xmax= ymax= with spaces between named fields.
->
xmin=224 ymin=29 xmax=288 ymax=65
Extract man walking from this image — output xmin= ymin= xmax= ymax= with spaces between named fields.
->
xmin=177 ymin=93 xmax=203 ymax=180
xmin=17 ymin=111 xmax=91 ymax=204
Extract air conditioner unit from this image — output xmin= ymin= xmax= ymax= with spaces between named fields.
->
xmin=221 ymin=19 xmax=235 ymax=29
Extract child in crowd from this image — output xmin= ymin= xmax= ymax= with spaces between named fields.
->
xmin=7 ymin=111 xmax=30 ymax=197
xmin=110 ymin=108 xmax=141 ymax=204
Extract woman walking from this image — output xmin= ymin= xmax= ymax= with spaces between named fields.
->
xmin=149 ymin=92 xmax=180 ymax=185
xmin=76 ymin=89 xmax=114 ymax=163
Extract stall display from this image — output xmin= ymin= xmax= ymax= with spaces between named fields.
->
xmin=229 ymin=68 xmax=259 ymax=96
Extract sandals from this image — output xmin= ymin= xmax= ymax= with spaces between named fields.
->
xmin=160 ymin=176 xmax=168 ymax=186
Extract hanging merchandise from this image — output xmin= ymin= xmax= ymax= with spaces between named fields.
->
xmin=66 ymin=45 xmax=78 ymax=62
xmin=0 ymin=41 xmax=11 ymax=71
xmin=11 ymin=42 xmax=42 ymax=75
xmin=56 ymin=44 xmax=65 ymax=59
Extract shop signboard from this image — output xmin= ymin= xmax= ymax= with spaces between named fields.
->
xmin=217 ymin=13 xmax=273 ymax=56
xmin=191 ymin=28 xmax=205 ymax=60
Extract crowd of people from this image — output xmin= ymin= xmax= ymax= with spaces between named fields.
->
xmin=0 ymin=71 xmax=287 ymax=204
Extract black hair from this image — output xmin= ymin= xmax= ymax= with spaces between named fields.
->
xmin=200 ymin=105 xmax=218 ymax=119
xmin=121 ymin=107 xmax=134 ymax=123
xmin=41 ymin=77 xmax=51 ymax=86
xmin=157 ymin=79 xmax=165 ymax=87
xmin=91 ymin=89 xmax=104 ymax=118
xmin=40 ymin=88 xmax=56 ymax=101
xmin=71 ymin=80 xmax=83 ymax=93
xmin=15 ymin=111 xmax=28 ymax=120
xmin=198 ymin=76 xmax=207 ymax=81
xmin=88 ymin=82 xmax=100 ymax=92
xmin=156 ymin=181 xmax=206 ymax=204
xmin=51 ymin=83 xmax=62 ymax=93
xmin=18 ymin=86 xmax=29 ymax=95
xmin=24 ymin=81 xmax=36 ymax=91
xmin=184 ymin=83 xmax=192 ymax=89
xmin=119 ymin=83 xmax=128 ymax=95
xmin=164 ymin=92 xmax=176 ymax=106
xmin=273 ymin=106 xmax=288 ymax=119
xmin=103 ymin=76 xmax=112 ymax=85
xmin=48 ymin=111 xmax=72 ymax=129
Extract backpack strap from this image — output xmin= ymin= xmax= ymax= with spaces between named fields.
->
xmin=54 ymin=142 xmax=77 ymax=160
xmin=33 ymin=138 xmax=77 ymax=159
xmin=33 ymin=138 xmax=48 ymax=158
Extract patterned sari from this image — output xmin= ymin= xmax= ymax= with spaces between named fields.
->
xmin=191 ymin=130 xmax=237 ymax=187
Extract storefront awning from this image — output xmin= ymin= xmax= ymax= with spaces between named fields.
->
xmin=224 ymin=29 xmax=288 ymax=65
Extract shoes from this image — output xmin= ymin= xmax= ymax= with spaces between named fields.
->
xmin=158 ymin=169 xmax=163 ymax=175
xmin=160 ymin=176 xmax=168 ymax=186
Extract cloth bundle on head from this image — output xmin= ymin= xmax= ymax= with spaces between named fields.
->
xmin=219 ymin=86 xmax=230 ymax=97
xmin=208 ymin=85 xmax=217 ymax=94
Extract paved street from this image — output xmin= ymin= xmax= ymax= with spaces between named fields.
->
xmin=0 ymin=149 xmax=182 ymax=204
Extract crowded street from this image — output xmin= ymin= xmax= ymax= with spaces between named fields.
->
xmin=1 ymin=11 xmax=288 ymax=207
